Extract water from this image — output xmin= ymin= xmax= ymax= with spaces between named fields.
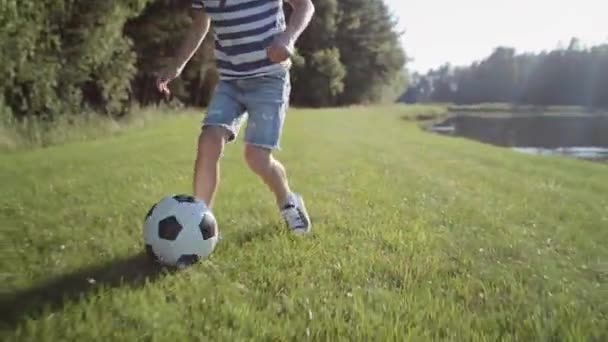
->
xmin=428 ymin=114 xmax=608 ymax=162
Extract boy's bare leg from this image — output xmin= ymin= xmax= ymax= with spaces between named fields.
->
xmin=244 ymin=144 xmax=310 ymax=234
xmin=244 ymin=144 xmax=291 ymax=208
xmin=193 ymin=126 xmax=230 ymax=208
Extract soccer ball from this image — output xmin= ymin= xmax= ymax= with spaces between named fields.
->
xmin=144 ymin=194 xmax=219 ymax=267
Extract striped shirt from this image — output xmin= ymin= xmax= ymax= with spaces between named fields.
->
xmin=192 ymin=0 xmax=289 ymax=79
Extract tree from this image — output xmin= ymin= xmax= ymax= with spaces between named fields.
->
xmin=334 ymin=0 xmax=407 ymax=104
xmin=1 ymin=0 xmax=411 ymax=120
xmin=289 ymin=0 xmax=345 ymax=107
xmin=289 ymin=0 xmax=407 ymax=106
xmin=0 ymin=0 xmax=151 ymax=119
xmin=124 ymin=0 xmax=218 ymax=107
xmin=409 ymin=39 xmax=608 ymax=108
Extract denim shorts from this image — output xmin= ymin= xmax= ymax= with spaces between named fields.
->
xmin=202 ymin=69 xmax=291 ymax=150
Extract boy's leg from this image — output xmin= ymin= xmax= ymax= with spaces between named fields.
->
xmin=240 ymin=70 xmax=311 ymax=233
xmin=244 ymin=144 xmax=291 ymax=208
xmin=194 ymin=80 xmax=245 ymax=208
xmin=193 ymin=127 xmax=229 ymax=208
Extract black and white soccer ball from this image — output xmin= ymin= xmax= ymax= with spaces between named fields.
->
xmin=144 ymin=194 xmax=219 ymax=267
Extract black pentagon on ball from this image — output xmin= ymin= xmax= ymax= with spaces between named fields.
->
xmin=173 ymin=194 xmax=196 ymax=203
xmin=199 ymin=213 xmax=217 ymax=240
xmin=176 ymin=254 xmax=200 ymax=268
xmin=158 ymin=216 xmax=183 ymax=241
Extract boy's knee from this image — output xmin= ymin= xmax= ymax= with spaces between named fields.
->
xmin=244 ymin=144 xmax=271 ymax=173
xmin=197 ymin=126 xmax=230 ymax=159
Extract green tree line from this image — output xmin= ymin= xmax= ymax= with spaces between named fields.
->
xmin=0 ymin=0 xmax=406 ymax=120
xmin=403 ymin=39 xmax=608 ymax=108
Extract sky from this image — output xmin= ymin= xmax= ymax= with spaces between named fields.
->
xmin=384 ymin=0 xmax=608 ymax=73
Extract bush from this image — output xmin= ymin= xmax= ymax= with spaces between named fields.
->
xmin=0 ymin=105 xmax=185 ymax=152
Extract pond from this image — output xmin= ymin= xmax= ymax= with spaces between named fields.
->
xmin=427 ymin=114 xmax=608 ymax=162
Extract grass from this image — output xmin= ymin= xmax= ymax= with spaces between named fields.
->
xmin=1 ymin=104 xmax=607 ymax=341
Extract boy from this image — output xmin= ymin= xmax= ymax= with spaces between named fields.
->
xmin=156 ymin=0 xmax=315 ymax=234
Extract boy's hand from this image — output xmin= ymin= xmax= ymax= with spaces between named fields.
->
xmin=156 ymin=65 xmax=181 ymax=96
xmin=266 ymin=34 xmax=294 ymax=63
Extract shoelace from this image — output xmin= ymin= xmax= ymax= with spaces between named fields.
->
xmin=282 ymin=207 xmax=305 ymax=228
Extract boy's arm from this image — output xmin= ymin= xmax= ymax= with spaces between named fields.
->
xmin=157 ymin=8 xmax=211 ymax=96
xmin=267 ymin=0 xmax=315 ymax=63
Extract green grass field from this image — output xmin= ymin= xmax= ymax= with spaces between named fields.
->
xmin=1 ymin=105 xmax=607 ymax=341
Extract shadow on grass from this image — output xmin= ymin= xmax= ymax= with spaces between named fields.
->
xmin=0 ymin=252 xmax=173 ymax=329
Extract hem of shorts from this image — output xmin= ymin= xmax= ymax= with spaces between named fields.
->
xmin=201 ymin=122 xmax=237 ymax=141
xmin=244 ymin=140 xmax=281 ymax=151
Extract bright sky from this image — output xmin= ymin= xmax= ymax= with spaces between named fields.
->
xmin=384 ymin=0 xmax=608 ymax=73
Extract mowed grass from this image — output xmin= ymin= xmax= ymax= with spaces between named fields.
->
xmin=1 ymin=105 xmax=607 ymax=341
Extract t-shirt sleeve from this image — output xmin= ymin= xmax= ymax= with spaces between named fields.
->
xmin=192 ymin=0 xmax=204 ymax=10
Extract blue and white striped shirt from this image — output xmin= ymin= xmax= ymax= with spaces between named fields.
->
xmin=192 ymin=0 xmax=289 ymax=79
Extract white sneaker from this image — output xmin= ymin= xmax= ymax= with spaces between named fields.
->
xmin=280 ymin=193 xmax=311 ymax=234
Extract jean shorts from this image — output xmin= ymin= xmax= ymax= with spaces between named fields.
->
xmin=202 ymin=69 xmax=291 ymax=150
